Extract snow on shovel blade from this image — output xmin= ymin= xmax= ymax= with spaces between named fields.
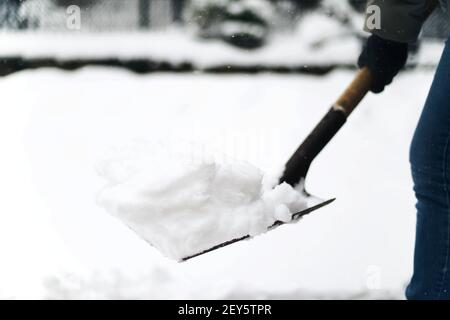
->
xmin=181 ymin=197 xmax=335 ymax=261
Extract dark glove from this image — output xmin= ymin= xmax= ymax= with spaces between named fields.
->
xmin=358 ymin=34 xmax=409 ymax=93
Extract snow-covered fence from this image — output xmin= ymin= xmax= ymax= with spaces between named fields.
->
xmin=1 ymin=0 xmax=186 ymax=31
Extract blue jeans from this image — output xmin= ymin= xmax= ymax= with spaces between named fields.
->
xmin=406 ymin=38 xmax=450 ymax=300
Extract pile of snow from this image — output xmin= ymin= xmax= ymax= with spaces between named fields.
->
xmin=0 ymin=27 xmax=360 ymax=67
xmin=97 ymin=143 xmax=307 ymax=261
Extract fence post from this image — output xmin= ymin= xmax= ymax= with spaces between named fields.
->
xmin=172 ymin=0 xmax=184 ymax=23
xmin=139 ymin=0 xmax=150 ymax=28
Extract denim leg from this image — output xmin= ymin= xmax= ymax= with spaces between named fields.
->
xmin=407 ymin=39 xmax=450 ymax=300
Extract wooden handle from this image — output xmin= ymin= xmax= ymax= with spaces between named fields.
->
xmin=334 ymin=67 xmax=372 ymax=116
xmin=279 ymin=67 xmax=373 ymax=187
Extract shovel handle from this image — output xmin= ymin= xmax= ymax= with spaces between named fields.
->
xmin=335 ymin=67 xmax=372 ymax=116
xmin=280 ymin=67 xmax=372 ymax=187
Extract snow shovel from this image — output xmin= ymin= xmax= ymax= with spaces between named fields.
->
xmin=182 ymin=67 xmax=372 ymax=261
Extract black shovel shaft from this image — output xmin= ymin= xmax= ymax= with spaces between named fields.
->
xmin=280 ymin=109 xmax=347 ymax=187
xmin=279 ymin=67 xmax=372 ymax=187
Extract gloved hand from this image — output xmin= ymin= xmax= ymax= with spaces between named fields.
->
xmin=358 ymin=34 xmax=409 ymax=93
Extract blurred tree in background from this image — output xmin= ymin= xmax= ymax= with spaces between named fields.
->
xmin=186 ymin=0 xmax=278 ymax=49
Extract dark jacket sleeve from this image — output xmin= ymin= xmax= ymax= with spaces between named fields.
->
xmin=364 ymin=0 xmax=439 ymax=43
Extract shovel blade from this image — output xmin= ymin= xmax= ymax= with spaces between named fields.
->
xmin=181 ymin=197 xmax=335 ymax=262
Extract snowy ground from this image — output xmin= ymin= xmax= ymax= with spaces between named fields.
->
xmin=0 ymin=65 xmax=436 ymax=299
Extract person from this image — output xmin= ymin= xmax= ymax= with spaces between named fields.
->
xmin=358 ymin=0 xmax=450 ymax=299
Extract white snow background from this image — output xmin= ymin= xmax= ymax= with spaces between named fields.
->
xmin=0 ymin=62 xmax=436 ymax=299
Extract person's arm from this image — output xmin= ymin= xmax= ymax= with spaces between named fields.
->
xmin=359 ymin=0 xmax=439 ymax=93
xmin=365 ymin=0 xmax=439 ymax=43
